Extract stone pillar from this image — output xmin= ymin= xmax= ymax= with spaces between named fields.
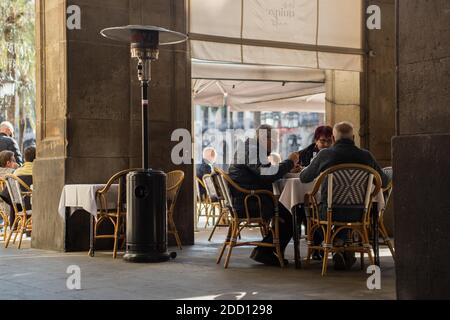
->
xmin=33 ymin=0 xmax=193 ymax=251
xmin=362 ymin=0 xmax=396 ymax=167
xmin=393 ymin=0 xmax=450 ymax=299
xmin=325 ymin=70 xmax=361 ymax=147
xmin=361 ymin=0 xmax=397 ymax=235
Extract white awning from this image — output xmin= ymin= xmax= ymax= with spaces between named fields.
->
xmin=189 ymin=0 xmax=364 ymax=72
xmin=192 ymin=61 xmax=325 ymax=113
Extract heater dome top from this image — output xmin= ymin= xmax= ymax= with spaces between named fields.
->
xmin=100 ymin=25 xmax=188 ymax=46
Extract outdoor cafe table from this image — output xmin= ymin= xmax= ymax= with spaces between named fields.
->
xmin=273 ymin=175 xmax=385 ymax=269
xmin=58 ymin=184 xmax=118 ymax=253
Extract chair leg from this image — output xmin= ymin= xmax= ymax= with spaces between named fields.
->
xmin=168 ymin=213 xmax=182 ymax=250
xmin=360 ymin=252 xmax=365 ymax=270
xmin=321 ymin=248 xmax=329 ymax=276
xmin=217 ymin=224 xmax=232 ymax=264
xmin=5 ymin=217 xmax=18 ymax=248
xmin=113 ymin=219 xmax=119 ymax=259
xmin=380 ymin=225 xmax=395 ymax=259
xmin=208 ymin=208 xmax=227 ymax=241
xmin=224 ymin=223 xmax=239 ymax=268
xmin=272 ymin=218 xmax=284 ymax=268
xmin=362 ymin=227 xmax=375 ymax=265
xmin=321 ymin=224 xmax=332 ymax=276
xmin=274 ymin=240 xmax=284 ymax=268
xmin=17 ymin=220 xmax=25 ymax=250
xmin=305 ymin=223 xmax=316 ymax=266
xmin=1 ymin=214 xmax=8 ymax=241
xmin=204 ymin=204 xmax=211 ymax=228
xmin=306 ymin=248 xmax=312 ymax=266
xmin=13 ymin=218 xmax=20 ymax=244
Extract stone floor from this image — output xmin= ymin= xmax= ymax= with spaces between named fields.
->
xmin=0 ymin=227 xmax=396 ymax=300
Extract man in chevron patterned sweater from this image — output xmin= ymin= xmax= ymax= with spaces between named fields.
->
xmin=300 ymin=121 xmax=390 ymax=269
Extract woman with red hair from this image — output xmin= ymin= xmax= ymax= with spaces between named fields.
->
xmin=298 ymin=125 xmax=333 ymax=167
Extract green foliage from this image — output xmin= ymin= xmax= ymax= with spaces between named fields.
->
xmin=0 ymin=0 xmax=35 ymax=146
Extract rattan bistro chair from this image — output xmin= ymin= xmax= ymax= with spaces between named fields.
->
xmin=378 ymin=167 xmax=395 ymax=258
xmin=214 ymin=168 xmax=284 ymax=269
xmin=195 ymin=176 xmax=209 ymax=228
xmin=90 ymin=168 xmax=136 ymax=258
xmin=203 ymin=173 xmax=231 ymax=241
xmin=0 ymin=178 xmax=10 ymax=240
xmin=167 ymin=170 xmax=185 ymax=250
xmin=304 ymin=164 xmax=382 ymax=276
xmin=4 ymin=174 xmax=32 ymax=249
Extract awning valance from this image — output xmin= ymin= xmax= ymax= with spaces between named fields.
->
xmin=189 ymin=0 xmax=364 ymax=72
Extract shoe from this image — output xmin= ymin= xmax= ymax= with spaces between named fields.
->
xmin=312 ymin=250 xmax=323 ymax=261
xmin=333 ymin=252 xmax=346 ymax=270
xmin=250 ymin=248 xmax=288 ymax=266
xmin=343 ymin=251 xmax=356 ymax=270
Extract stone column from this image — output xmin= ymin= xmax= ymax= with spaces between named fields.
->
xmin=33 ymin=0 xmax=193 ymax=251
xmin=325 ymin=70 xmax=361 ymax=147
xmin=362 ymin=0 xmax=396 ymax=167
xmin=393 ymin=0 xmax=450 ymax=299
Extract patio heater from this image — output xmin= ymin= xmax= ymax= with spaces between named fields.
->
xmin=100 ymin=25 xmax=187 ymax=262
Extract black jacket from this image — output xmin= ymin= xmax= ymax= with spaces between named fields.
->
xmin=228 ymin=138 xmax=294 ymax=219
xmin=300 ymin=139 xmax=390 ymax=204
xmin=196 ymin=160 xmax=213 ymax=196
xmin=0 ymin=133 xmax=23 ymax=165
xmin=298 ymin=142 xmax=319 ymax=167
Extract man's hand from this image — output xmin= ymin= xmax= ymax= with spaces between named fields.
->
xmin=290 ymin=164 xmax=303 ymax=173
xmin=288 ymin=152 xmax=299 ymax=165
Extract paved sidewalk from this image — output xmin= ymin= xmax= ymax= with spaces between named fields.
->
xmin=0 ymin=229 xmax=395 ymax=300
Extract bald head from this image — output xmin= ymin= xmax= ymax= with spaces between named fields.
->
xmin=0 ymin=121 xmax=14 ymax=137
xmin=333 ymin=122 xmax=354 ymax=142
xmin=202 ymin=147 xmax=216 ymax=163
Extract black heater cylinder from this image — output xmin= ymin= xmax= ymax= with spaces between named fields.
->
xmin=123 ymin=169 xmax=170 ymax=262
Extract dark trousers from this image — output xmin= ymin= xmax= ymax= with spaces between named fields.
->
xmin=253 ymin=204 xmax=293 ymax=256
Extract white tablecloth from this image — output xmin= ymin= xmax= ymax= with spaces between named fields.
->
xmin=58 ymin=184 xmax=119 ymax=218
xmin=273 ymin=177 xmax=385 ymax=214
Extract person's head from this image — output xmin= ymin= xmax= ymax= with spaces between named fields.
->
xmin=202 ymin=147 xmax=216 ymax=164
xmin=0 ymin=121 xmax=14 ymax=137
xmin=313 ymin=125 xmax=333 ymax=150
xmin=256 ymin=124 xmax=277 ymax=155
xmin=0 ymin=150 xmax=17 ymax=169
xmin=268 ymin=152 xmax=282 ymax=166
xmin=332 ymin=121 xmax=355 ymax=143
xmin=24 ymin=146 xmax=36 ymax=163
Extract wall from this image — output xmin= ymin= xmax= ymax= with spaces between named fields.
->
xmin=393 ymin=0 xmax=450 ymax=299
xmin=33 ymin=0 xmax=193 ymax=251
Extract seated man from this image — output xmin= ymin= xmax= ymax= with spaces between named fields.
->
xmin=14 ymin=145 xmax=35 ymax=177
xmin=300 ymin=122 xmax=390 ymax=269
xmin=196 ymin=147 xmax=216 ymax=197
xmin=228 ymin=124 xmax=299 ymax=266
xmin=0 ymin=146 xmax=35 ymax=226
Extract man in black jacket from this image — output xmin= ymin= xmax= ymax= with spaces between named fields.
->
xmin=228 ymin=124 xmax=299 ymax=266
xmin=196 ymin=147 xmax=216 ymax=196
xmin=300 ymin=121 xmax=390 ymax=269
xmin=0 ymin=121 xmax=23 ymax=165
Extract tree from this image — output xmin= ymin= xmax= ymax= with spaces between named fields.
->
xmin=0 ymin=0 xmax=35 ymax=151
